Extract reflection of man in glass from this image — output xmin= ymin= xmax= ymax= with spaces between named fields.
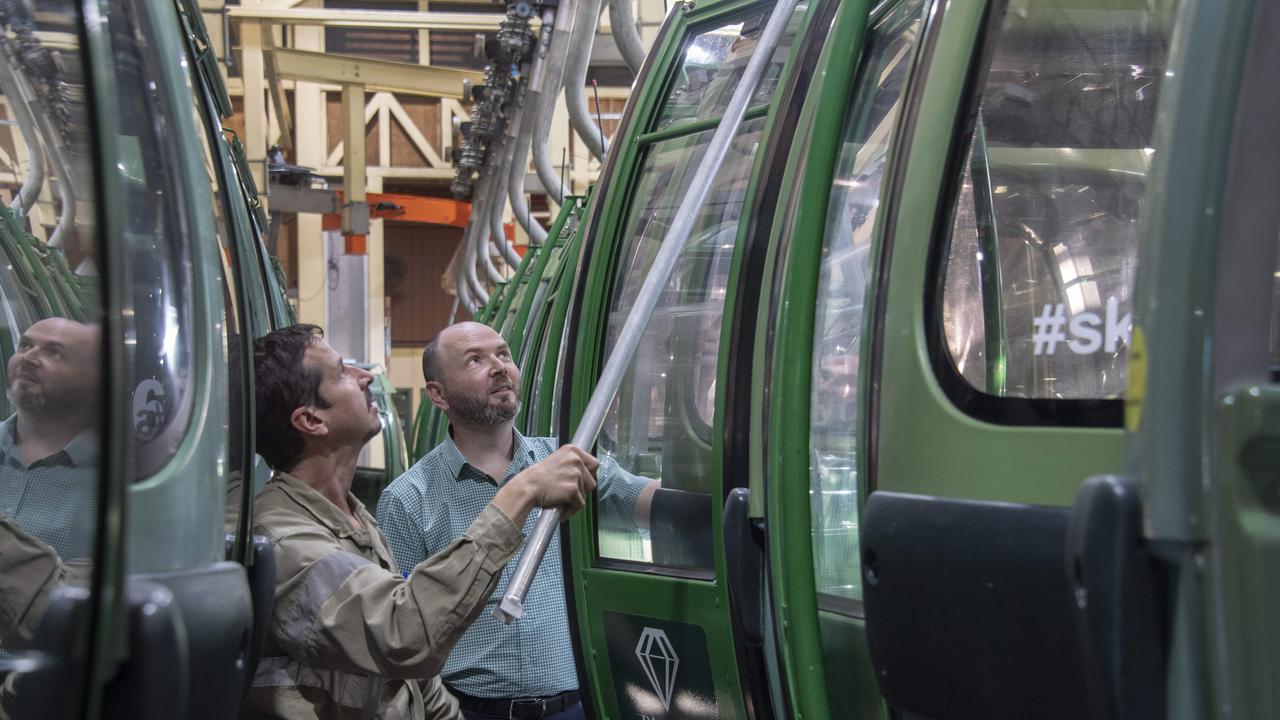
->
xmin=0 ymin=317 xmax=100 ymax=561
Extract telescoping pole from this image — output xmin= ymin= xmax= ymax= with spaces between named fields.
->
xmin=494 ymin=0 xmax=800 ymax=624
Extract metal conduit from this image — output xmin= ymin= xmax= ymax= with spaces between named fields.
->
xmin=530 ymin=0 xmax=576 ymax=207
xmin=564 ymin=0 xmax=608 ymax=161
xmin=472 ymin=169 xmax=506 ymax=285
xmin=506 ymin=95 xmax=547 ymax=245
xmin=0 ymin=40 xmax=75 ymax=248
xmin=457 ymin=200 xmax=490 ymax=306
xmin=607 ymin=0 xmax=645 ymax=76
xmin=488 ymin=133 xmax=522 ymax=269
xmin=508 ymin=11 xmax=553 ymax=245
xmin=0 ymin=64 xmax=45 ymax=218
xmin=493 ymin=0 xmax=801 ymax=624
xmin=444 ymin=245 xmax=475 ymax=315
xmin=490 ymin=169 xmax=521 ymax=269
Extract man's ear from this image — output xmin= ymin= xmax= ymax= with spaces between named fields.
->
xmin=424 ymin=381 xmax=449 ymax=412
xmin=290 ymin=405 xmax=328 ymax=437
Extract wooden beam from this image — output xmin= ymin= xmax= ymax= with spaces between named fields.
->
xmin=261 ymin=27 xmax=295 ymax=155
xmin=240 ymin=14 xmax=269 ymax=210
xmin=227 ymin=6 xmax=525 ymax=31
xmin=269 ymin=48 xmax=483 ymax=99
xmin=341 ymin=83 xmax=368 ymax=253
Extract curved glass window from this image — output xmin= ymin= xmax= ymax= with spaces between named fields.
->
xmin=0 ymin=0 xmax=102 ymax=703
xmin=938 ymin=4 xmax=1178 ymax=405
xmin=654 ymin=4 xmax=805 ymax=131
xmin=108 ymin=0 xmax=199 ymax=480
xmin=809 ymin=0 xmax=921 ymax=604
xmin=597 ymin=117 xmax=763 ymax=568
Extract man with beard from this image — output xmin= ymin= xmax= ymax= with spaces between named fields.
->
xmin=377 ymin=322 xmax=655 ymax=720
xmin=247 ymin=324 xmax=599 ymax=720
xmin=0 ymin=317 xmax=100 ymax=561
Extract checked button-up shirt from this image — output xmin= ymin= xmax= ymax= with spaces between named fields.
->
xmin=0 ymin=415 xmax=98 ymax=561
xmin=377 ymin=429 xmax=648 ymax=700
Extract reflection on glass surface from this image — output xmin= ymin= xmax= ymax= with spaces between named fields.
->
xmin=809 ymin=0 xmax=921 ymax=604
xmin=0 ymin=0 xmax=101 ymax=708
xmin=597 ymin=118 xmax=763 ymax=568
xmin=941 ymin=3 xmax=1179 ymax=401
xmin=653 ymin=2 xmax=806 ymax=131
xmin=108 ymin=0 xmax=198 ymax=480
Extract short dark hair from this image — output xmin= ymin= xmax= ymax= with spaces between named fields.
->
xmin=421 ymin=332 xmax=443 ymax=384
xmin=253 ymin=324 xmax=331 ymax=471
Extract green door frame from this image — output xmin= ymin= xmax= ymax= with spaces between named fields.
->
xmin=1127 ymin=0 xmax=1280 ymax=716
xmin=554 ymin=0 xmax=836 ymax=716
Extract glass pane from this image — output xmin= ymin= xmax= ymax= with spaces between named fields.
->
xmin=111 ymin=0 xmax=198 ymax=480
xmin=0 ymin=0 xmax=101 ymax=704
xmin=186 ymin=69 xmax=248 ymax=532
xmin=653 ymin=2 xmax=806 ymax=131
xmin=597 ymin=117 xmax=764 ymax=568
xmin=940 ymin=4 xmax=1178 ymax=401
xmin=809 ymin=0 xmax=921 ymax=604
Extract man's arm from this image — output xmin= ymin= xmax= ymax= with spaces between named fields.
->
xmin=595 ymin=455 xmax=660 ymax=528
xmin=271 ymin=447 xmax=597 ymax=680
xmin=0 ymin=517 xmax=70 ymax=649
xmin=269 ymin=504 xmax=523 ymax=681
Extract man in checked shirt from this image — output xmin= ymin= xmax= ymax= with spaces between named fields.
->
xmin=377 ymin=322 xmax=657 ymax=720
xmin=245 ymin=324 xmax=598 ymax=720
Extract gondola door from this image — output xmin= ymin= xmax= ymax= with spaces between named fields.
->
xmin=1084 ymin=0 xmax=1280 ymax=716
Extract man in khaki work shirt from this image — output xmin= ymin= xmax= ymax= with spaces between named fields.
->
xmin=246 ymin=324 xmax=598 ymax=719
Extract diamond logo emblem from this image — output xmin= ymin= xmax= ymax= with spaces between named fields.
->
xmin=635 ymin=627 xmax=680 ymax=711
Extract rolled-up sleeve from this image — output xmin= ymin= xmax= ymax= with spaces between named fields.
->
xmin=270 ymin=504 xmax=524 ymax=680
xmin=596 ymin=456 xmax=649 ymax=529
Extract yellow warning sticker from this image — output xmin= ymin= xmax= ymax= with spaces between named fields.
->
xmin=1125 ymin=325 xmax=1146 ymax=432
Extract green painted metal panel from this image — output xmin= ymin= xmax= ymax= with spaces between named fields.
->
xmin=873 ymin=0 xmax=1124 ymax=511
xmin=757 ymin=0 xmax=876 ymax=717
xmin=559 ymin=0 xmax=830 ymax=716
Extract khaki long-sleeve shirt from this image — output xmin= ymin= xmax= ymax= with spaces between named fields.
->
xmin=243 ymin=472 xmax=524 ymax=720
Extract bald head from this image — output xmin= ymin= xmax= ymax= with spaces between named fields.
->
xmin=7 ymin=317 xmax=101 ymax=418
xmin=421 ymin=321 xmax=493 ymax=384
xmin=422 ymin=322 xmax=522 ymax=427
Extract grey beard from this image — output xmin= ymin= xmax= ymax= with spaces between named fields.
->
xmin=444 ymin=388 xmax=518 ymax=426
xmin=7 ymin=385 xmax=76 ymax=417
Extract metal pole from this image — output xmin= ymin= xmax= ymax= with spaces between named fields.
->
xmin=494 ymin=0 xmax=800 ymax=623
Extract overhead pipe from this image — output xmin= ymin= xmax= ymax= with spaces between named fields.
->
xmin=507 ymin=8 xmax=554 ymax=245
xmin=489 ymin=164 xmax=522 ymax=270
xmin=0 ymin=40 xmax=74 ymax=247
xmin=0 ymin=66 xmax=45 ymax=218
xmin=607 ymin=0 xmax=645 ymax=76
xmin=506 ymin=93 xmax=547 ymax=246
xmin=530 ymin=0 xmax=576 ymax=207
xmin=493 ymin=0 xmax=801 ymax=624
xmin=564 ymin=0 xmax=608 ymax=161
xmin=486 ymin=124 xmax=522 ymax=269
xmin=471 ymin=164 xmax=506 ymax=285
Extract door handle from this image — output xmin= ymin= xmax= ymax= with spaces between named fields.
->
xmin=723 ymin=487 xmax=764 ymax=647
xmin=1066 ymin=475 xmax=1166 ymax=720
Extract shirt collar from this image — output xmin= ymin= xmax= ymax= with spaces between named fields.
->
xmin=443 ymin=426 xmax=538 ymax=485
xmin=0 ymin=414 xmax=99 ymax=468
xmin=271 ymin=470 xmax=372 ymax=537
